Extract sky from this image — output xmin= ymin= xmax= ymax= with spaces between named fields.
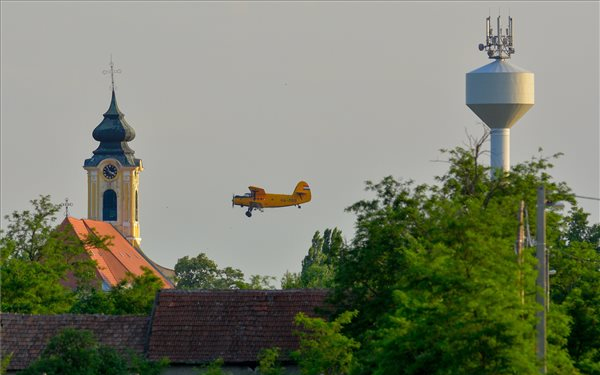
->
xmin=2 ymin=1 xmax=598 ymax=283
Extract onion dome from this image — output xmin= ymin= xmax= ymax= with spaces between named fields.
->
xmin=84 ymin=90 xmax=141 ymax=167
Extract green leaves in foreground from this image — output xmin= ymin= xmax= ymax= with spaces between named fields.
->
xmin=292 ymin=311 xmax=360 ymax=375
xmin=19 ymin=328 xmax=168 ymax=375
xmin=326 ymin=136 xmax=586 ymax=374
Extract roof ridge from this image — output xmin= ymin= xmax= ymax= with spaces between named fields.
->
xmin=132 ymin=243 xmax=175 ymax=288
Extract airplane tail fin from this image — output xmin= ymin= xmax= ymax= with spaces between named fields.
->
xmin=293 ymin=181 xmax=311 ymax=203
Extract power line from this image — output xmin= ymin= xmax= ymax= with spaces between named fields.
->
xmin=575 ymin=195 xmax=600 ymax=201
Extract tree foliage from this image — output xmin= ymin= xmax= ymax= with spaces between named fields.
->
xmin=71 ymin=268 xmax=164 ymax=315
xmin=551 ymin=209 xmax=600 ymax=374
xmin=257 ymin=347 xmax=285 ymax=375
xmin=280 ymin=270 xmax=302 ymax=289
xmin=19 ymin=328 xmax=168 ymax=375
xmin=292 ymin=311 xmax=360 ymax=375
xmin=1 ymin=195 xmax=166 ymax=316
xmin=325 ymin=135 xmax=587 ymax=374
xmin=195 ymin=358 xmax=231 ymax=375
xmin=0 ymin=195 xmax=98 ymax=314
xmin=245 ymin=274 xmax=277 ymax=290
xmin=300 ymin=229 xmax=345 ymax=289
xmin=282 ymin=228 xmax=345 ymax=289
xmin=174 ymin=252 xmax=275 ymax=290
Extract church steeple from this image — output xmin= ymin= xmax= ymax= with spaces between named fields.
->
xmin=84 ymin=69 xmax=143 ymax=247
xmin=84 ymin=90 xmax=140 ymax=168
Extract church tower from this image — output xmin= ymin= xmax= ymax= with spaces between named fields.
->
xmin=84 ymin=88 xmax=143 ymax=246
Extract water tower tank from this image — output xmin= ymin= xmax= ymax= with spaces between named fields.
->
xmin=466 ymin=16 xmax=534 ymax=173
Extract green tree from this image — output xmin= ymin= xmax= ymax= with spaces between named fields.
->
xmin=1 ymin=353 xmax=12 ymax=375
xmin=175 ymin=252 xmax=274 ymax=290
xmin=175 ymin=253 xmax=222 ymax=289
xmin=292 ymin=310 xmax=360 ymax=375
xmin=280 ymin=270 xmax=302 ymax=289
xmin=19 ymin=328 xmax=167 ymax=375
xmin=551 ymin=209 xmax=600 ymax=374
xmin=293 ymin=228 xmax=345 ymax=289
xmin=70 ymin=268 xmax=164 ymax=315
xmin=70 ymin=287 xmax=114 ymax=314
xmin=257 ymin=347 xmax=285 ymax=375
xmin=245 ymin=274 xmax=277 ymax=290
xmin=109 ymin=267 xmax=164 ymax=315
xmin=196 ymin=358 xmax=231 ymax=375
xmin=0 ymin=195 xmax=98 ymax=314
xmin=175 ymin=253 xmax=248 ymax=289
xmin=213 ymin=266 xmax=247 ymax=289
xmin=328 ymin=136 xmax=580 ymax=374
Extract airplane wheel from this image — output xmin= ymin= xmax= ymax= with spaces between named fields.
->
xmin=246 ymin=211 xmax=252 ymax=217
xmin=298 ymin=205 xmax=301 ymax=209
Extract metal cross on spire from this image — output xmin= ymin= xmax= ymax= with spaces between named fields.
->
xmin=62 ymin=198 xmax=73 ymax=218
xmin=102 ymin=55 xmax=122 ymax=91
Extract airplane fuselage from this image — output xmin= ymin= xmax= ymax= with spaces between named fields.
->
xmin=232 ymin=181 xmax=311 ymax=217
xmin=233 ymin=193 xmax=306 ymax=209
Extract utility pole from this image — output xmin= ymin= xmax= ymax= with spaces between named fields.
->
xmin=536 ymin=186 xmax=547 ymax=374
xmin=516 ymin=200 xmax=525 ymax=305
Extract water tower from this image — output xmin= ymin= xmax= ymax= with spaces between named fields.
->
xmin=466 ymin=16 xmax=534 ymax=173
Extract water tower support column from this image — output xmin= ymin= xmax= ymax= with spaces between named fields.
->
xmin=490 ymin=128 xmax=510 ymax=172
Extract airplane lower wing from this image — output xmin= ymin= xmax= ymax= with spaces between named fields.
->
xmin=250 ymin=202 xmax=264 ymax=212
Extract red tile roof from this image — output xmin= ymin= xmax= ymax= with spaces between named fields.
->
xmin=63 ymin=217 xmax=173 ymax=289
xmin=0 ymin=313 xmax=149 ymax=371
xmin=147 ymin=289 xmax=330 ymax=364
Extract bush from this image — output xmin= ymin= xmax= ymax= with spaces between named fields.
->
xmin=19 ymin=328 xmax=167 ymax=375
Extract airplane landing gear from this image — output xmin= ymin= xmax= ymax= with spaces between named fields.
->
xmin=246 ymin=210 xmax=252 ymax=218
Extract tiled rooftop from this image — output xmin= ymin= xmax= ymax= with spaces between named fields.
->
xmin=0 ymin=313 xmax=149 ymax=371
xmin=64 ymin=217 xmax=173 ymax=288
xmin=147 ymin=289 xmax=329 ymax=364
xmin=1 ymin=290 xmax=330 ymax=370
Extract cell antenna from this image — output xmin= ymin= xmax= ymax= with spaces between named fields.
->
xmin=478 ymin=16 xmax=515 ymax=59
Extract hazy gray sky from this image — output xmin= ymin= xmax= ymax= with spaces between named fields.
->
xmin=2 ymin=2 xmax=598 ymax=281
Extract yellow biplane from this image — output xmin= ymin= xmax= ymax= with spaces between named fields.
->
xmin=232 ymin=181 xmax=311 ymax=217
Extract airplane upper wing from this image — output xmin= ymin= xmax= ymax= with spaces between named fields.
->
xmin=248 ymin=186 xmax=266 ymax=195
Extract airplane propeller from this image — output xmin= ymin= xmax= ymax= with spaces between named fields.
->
xmin=232 ymin=194 xmax=235 ymax=208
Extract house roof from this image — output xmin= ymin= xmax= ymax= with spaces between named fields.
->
xmin=146 ymin=289 xmax=329 ymax=364
xmin=64 ymin=217 xmax=173 ymax=288
xmin=0 ymin=313 xmax=149 ymax=371
xmin=0 ymin=290 xmax=330 ymax=370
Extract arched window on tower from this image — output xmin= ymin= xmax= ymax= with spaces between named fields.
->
xmin=135 ymin=190 xmax=139 ymax=222
xmin=103 ymin=189 xmax=117 ymax=221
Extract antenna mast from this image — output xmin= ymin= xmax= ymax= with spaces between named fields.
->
xmin=478 ymin=16 xmax=515 ymax=59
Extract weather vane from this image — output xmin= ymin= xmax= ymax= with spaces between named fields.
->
xmin=62 ymin=198 xmax=73 ymax=218
xmin=102 ymin=55 xmax=121 ymax=91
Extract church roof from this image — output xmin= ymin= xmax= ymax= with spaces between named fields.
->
xmin=64 ymin=217 xmax=173 ymax=289
xmin=84 ymin=90 xmax=141 ymax=168
xmin=147 ymin=289 xmax=330 ymax=364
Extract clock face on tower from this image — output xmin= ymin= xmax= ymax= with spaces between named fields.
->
xmin=102 ymin=164 xmax=118 ymax=180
